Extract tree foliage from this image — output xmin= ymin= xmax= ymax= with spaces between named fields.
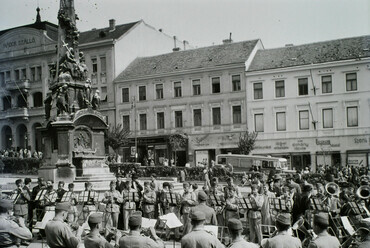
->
xmin=168 ymin=132 xmax=188 ymax=165
xmin=105 ymin=124 xmax=131 ymax=153
xmin=238 ymin=130 xmax=258 ymax=155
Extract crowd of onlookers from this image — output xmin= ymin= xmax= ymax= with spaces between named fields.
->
xmin=0 ymin=148 xmax=43 ymax=159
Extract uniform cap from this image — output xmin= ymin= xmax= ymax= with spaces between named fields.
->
xmin=0 ymin=199 xmax=13 ymax=210
xmin=274 ymin=174 xmax=282 ymax=180
xmin=129 ymin=211 xmax=142 ymax=226
xmin=275 ymin=213 xmax=291 ymax=226
xmin=55 ymin=202 xmax=71 ymax=211
xmin=302 ymin=184 xmax=313 ymax=192
xmin=88 ymin=213 xmax=103 ymax=224
xmin=198 ymin=191 xmax=208 ymax=201
xmin=228 ymin=218 xmax=243 ymax=231
xmin=190 ymin=211 xmax=206 ymax=221
xmin=314 ymin=213 xmax=329 ymax=226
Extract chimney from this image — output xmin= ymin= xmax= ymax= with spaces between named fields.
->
xmin=109 ymin=19 xmax=116 ymax=31
xmin=173 ymin=36 xmax=180 ymax=52
xmin=222 ymin=32 xmax=233 ymax=44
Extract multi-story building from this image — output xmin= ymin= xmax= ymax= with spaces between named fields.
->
xmin=114 ymin=39 xmax=263 ymax=166
xmin=0 ymin=8 xmax=185 ymax=152
xmin=246 ymin=36 xmax=370 ymax=171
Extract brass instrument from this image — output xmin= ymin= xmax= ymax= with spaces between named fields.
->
xmin=325 ymin=182 xmax=340 ymax=196
xmin=292 ymin=217 xmax=314 ymax=248
xmin=341 ymin=227 xmax=370 ymax=248
xmin=356 ymin=185 xmax=370 ymax=200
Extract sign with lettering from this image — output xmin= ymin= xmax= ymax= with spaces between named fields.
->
xmin=0 ymin=30 xmax=48 ymax=53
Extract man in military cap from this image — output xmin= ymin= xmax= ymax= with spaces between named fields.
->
xmin=119 ymin=211 xmax=164 ymax=248
xmin=12 ymin=179 xmax=30 ymax=223
xmin=191 ymin=190 xmax=217 ymax=225
xmin=286 ymin=174 xmax=302 ymax=194
xmin=292 ymin=184 xmax=313 ymax=224
xmin=228 ymin=218 xmax=259 ymax=248
xmin=264 ymin=213 xmax=302 ymax=248
xmin=45 ymin=202 xmax=81 ymax=248
xmin=181 ymin=211 xmax=224 ymax=248
xmin=357 ymin=220 xmax=370 ymax=248
xmin=308 ymin=213 xmax=340 ymax=248
xmin=0 ymin=199 xmax=32 ymax=246
xmin=84 ymin=212 xmax=114 ymax=248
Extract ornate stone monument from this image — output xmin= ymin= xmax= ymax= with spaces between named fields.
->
xmin=38 ymin=0 xmax=115 ymax=190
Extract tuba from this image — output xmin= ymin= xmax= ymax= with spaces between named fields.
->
xmin=325 ymin=182 xmax=340 ymax=196
xmin=356 ymin=185 xmax=370 ymax=200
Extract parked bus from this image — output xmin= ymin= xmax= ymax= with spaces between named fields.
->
xmin=215 ymin=154 xmax=289 ymax=173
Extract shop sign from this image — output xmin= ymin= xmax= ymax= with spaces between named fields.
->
xmin=347 ymin=154 xmax=366 ymax=167
xmin=292 ymin=139 xmax=309 ymax=151
xmin=315 ymin=139 xmax=340 ymax=147
xmin=274 ymin=141 xmax=289 ymax=150
xmin=353 ymin=137 xmax=369 ymax=144
xmin=2 ymin=37 xmax=36 ymax=50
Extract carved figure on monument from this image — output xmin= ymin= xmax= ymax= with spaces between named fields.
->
xmin=56 ymin=84 xmax=69 ymax=115
xmin=77 ymin=52 xmax=88 ymax=80
xmin=44 ymin=92 xmax=53 ymax=120
xmin=91 ymin=90 xmax=100 ymax=110
xmin=74 ymin=129 xmax=91 ymax=150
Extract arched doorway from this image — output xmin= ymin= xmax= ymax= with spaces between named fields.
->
xmin=32 ymin=123 xmax=42 ymax=152
xmin=16 ymin=124 xmax=28 ymax=149
xmin=1 ymin=126 xmax=12 ymax=150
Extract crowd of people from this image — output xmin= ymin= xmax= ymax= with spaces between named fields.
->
xmin=0 ymin=164 xmax=369 ymax=248
xmin=0 ymin=148 xmax=43 ymax=159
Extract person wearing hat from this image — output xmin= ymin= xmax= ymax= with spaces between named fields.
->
xmin=12 ymin=179 xmax=30 ymax=224
xmin=272 ymin=174 xmax=283 ymax=197
xmin=292 ymin=183 xmax=313 ymax=224
xmin=228 ymin=218 xmax=259 ymax=248
xmin=226 ymin=177 xmax=240 ymax=197
xmin=357 ymin=220 xmax=370 ymax=248
xmin=84 ymin=212 xmax=114 ymax=248
xmin=180 ymin=182 xmax=197 ymax=235
xmin=31 ymin=177 xmax=45 ymax=223
xmin=190 ymin=190 xmax=217 ymax=225
xmin=286 ymin=174 xmax=302 ymax=195
xmin=142 ymin=181 xmax=157 ymax=219
xmin=130 ymin=174 xmax=143 ymax=211
xmin=119 ymin=211 xmax=164 ymax=248
xmin=45 ymin=202 xmax=81 ymax=248
xmin=181 ymin=211 xmax=224 ymax=248
xmin=264 ymin=213 xmax=301 ymax=248
xmin=0 ymin=199 xmax=32 ymax=247
xmin=102 ymin=180 xmax=123 ymax=229
xmin=308 ymin=213 xmax=340 ymax=248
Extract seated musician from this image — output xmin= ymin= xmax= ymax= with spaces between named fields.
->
xmin=248 ymin=184 xmax=264 ymax=244
xmin=102 ymin=180 xmax=123 ymax=230
xmin=308 ymin=213 xmax=340 ymax=248
xmin=142 ymin=182 xmax=156 ymax=219
xmin=56 ymin=181 xmax=67 ymax=203
xmin=0 ymin=199 xmax=32 ymax=247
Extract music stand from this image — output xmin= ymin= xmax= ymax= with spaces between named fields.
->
xmin=35 ymin=189 xmax=47 ymax=202
xmin=310 ymin=198 xmax=324 ymax=212
xmin=269 ymin=198 xmax=291 ymax=213
xmin=166 ymin=192 xmax=178 ymax=205
xmin=347 ymin=201 xmax=368 ymax=217
xmin=61 ymin=191 xmax=78 ymax=203
xmin=238 ymin=197 xmax=256 ymax=210
xmin=46 ymin=192 xmax=58 ymax=205
xmin=127 ymin=192 xmax=140 ymax=202
xmin=209 ymin=194 xmax=223 ymax=207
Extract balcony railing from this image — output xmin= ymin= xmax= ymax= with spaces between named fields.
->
xmin=0 ymin=107 xmax=29 ymax=120
xmin=5 ymin=79 xmax=30 ymax=91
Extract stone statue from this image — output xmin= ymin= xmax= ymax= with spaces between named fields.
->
xmin=56 ymin=84 xmax=69 ymax=115
xmin=44 ymin=92 xmax=53 ymax=120
xmin=91 ymin=90 xmax=100 ymax=110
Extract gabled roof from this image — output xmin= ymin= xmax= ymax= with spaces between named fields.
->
xmin=248 ymin=35 xmax=370 ymax=72
xmin=116 ymin=39 xmax=259 ymax=81
xmin=79 ymin=21 xmax=140 ymax=44
xmin=0 ymin=21 xmax=58 ymax=40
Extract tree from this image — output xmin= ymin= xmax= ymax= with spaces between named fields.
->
xmin=168 ymin=132 xmax=188 ymax=166
xmin=105 ymin=124 xmax=131 ymax=155
xmin=238 ymin=130 xmax=258 ymax=155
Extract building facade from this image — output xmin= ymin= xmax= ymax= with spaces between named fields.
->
xmin=246 ymin=36 xmax=370 ymax=171
xmin=0 ymin=9 xmax=184 ymax=152
xmin=114 ymin=40 xmax=263 ymax=166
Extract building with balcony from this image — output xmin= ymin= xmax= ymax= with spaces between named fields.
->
xmin=246 ymin=36 xmax=370 ymax=171
xmin=114 ymin=39 xmax=263 ymax=166
xmin=0 ymin=8 xmax=186 ymax=152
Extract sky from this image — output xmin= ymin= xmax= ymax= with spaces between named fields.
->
xmin=0 ymin=0 xmax=368 ymax=49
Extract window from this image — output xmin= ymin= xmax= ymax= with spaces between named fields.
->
xmin=299 ymin=110 xmax=309 ymax=130
xmin=232 ymin=106 xmax=241 ymax=124
xmin=21 ymin=68 xmax=27 ymax=80
xmin=175 ymin=111 xmax=183 ymax=128
xmin=232 ymin=75 xmax=241 ymax=91
xmin=139 ymin=114 xmax=147 ymax=130
xmin=193 ymin=109 xmax=202 ymax=126
xmin=322 ymin=108 xmax=333 ymax=128
xmin=156 ymin=84 xmax=163 ymax=99
xmin=347 ymin=106 xmax=358 ymax=127
xmin=31 ymin=68 xmax=36 ymax=81
xmin=0 ymin=72 xmax=4 ymax=85
xmin=157 ymin=112 xmax=165 ymax=129
xmin=275 ymin=80 xmax=285 ymax=98
xmin=15 ymin=70 xmax=20 ymax=81
xmin=276 ymin=112 xmax=286 ymax=131
xmin=254 ymin=114 xmax=264 ymax=132
xmin=37 ymin=66 xmax=42 ymax=80
xmin=121 ymin=88 xmax=129 ymax=103
xmin=100 ymin=56 xmax=106 ymax=73
xmin=192 ymin=79 xmax=201 ymax=96
xmin=101 ymin=87 xmax=107 ymax=102
xmin=5 ymin=71 xmax=11 ymax=82
xmin=33 ymin=92 xmax=43 ymax=107
xmin=298 ymin=78 xmax=308 ymax=96
xmin=139 ymin=86 xmax=146 ymax=101
xmin=346 ymin=73 xmax=357 ymax=91
xmin=122 ymin=115 xmax=130 ymax=131
xmin=174 ymin=82 xmax=182 ymax=97
xmin=212 ymin=107 xmax=221 ymax=125
xmin=92 ymin=58 xmax=97 ymax=73
xmin=2 ymin=96 xmax=11 ymax=110
xmin=322 ymin=75 xmax=332 ymax=94
xmin=212 ymin=77 xmax=220 ymax=93
xmin=253 ymin=83 xmax=263 ymax=99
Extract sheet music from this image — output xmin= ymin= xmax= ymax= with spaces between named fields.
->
xmin=159 ymin=213 xmax=183 ymax=229
xmin=34 ymin=210 xmax=55 ymax=229
xmin=142 ymin=217 xmax=157 ymax=228
xmin=341 ymin=216 xmax=355 ymax=235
